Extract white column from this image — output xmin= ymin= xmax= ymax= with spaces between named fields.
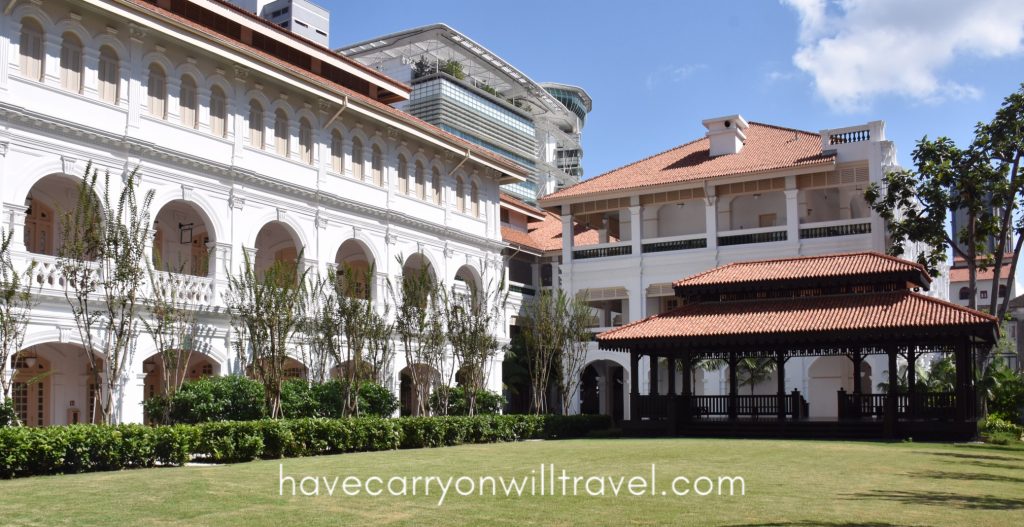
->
xmin=5 ymin=203 xmax=27 ymax=252
xmin=785 ymin=188 xmax=800 ymax=247
xmin=704 ymin=195 xmax=718 ymax=252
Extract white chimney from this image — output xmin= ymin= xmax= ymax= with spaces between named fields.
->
xmin=702 ymin=114 xmax=749 ymax=157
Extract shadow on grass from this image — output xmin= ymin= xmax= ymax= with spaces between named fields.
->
xmin=721 ymin=522 xmax=914 ymax=527
xmin=846 ymin=490 xmax=1024 ymax=510
xmin=908 ymin=470 xmax=1024 ymax=484
xmin=913 ymin=451 xmax=1021 ymax=462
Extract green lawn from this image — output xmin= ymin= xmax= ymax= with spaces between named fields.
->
xmin=1 ymin=438 xmax=1023 ymax=526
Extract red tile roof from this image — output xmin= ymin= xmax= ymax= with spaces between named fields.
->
xmin=598 ymin=290 xmax=997 ymax=343
xmin=499 ymin=193 xmax=546 ymax=219
xmin=121 ymin=0 xmax=525 ymax=178
xmin=500 ymin=210 xmax=609 ymax=253
xmin=948 ymin=263 xmax=1014 ymax=283
xmin=542 ymin=123 xmax=834 ymax=203
xmin=674 ymin=252 xmax=931 ymax=289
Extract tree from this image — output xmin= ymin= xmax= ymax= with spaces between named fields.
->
xmin=0 ymin=229 xmax=37 ymax=422
xmin=737 ymin=357 xmax=776 ymax=396
xmin=140 ymin=260 xmax=214 ymax=423
xmin=58 ymin=163 xmax=154 ymax=424
xmin=865 ymin=84 xmax=1024 ymax=319
xmin=442 ymin=276 xmax=507 ymax=416
xmin=520 ymin=289 xmax=564 ymax=414
xmin=226 ymin=252 xmax=308 ymax=419
xmin=389 ymin=256 xmax=444 ymax=416
xmin=557 ymin=292 xmax=594 ymax=417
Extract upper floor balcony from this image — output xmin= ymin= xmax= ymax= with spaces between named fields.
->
xmin=566 ymin=181 xmax=879 ymax=264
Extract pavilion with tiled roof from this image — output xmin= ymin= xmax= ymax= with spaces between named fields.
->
xmin=597 ymin=252 xmax=997 ymax=439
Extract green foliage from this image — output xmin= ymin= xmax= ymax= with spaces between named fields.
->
xmin=429 ymin=386 xmax=505 ymax=415
xmin=281 ymin=379 xmax=398 ymax=419
xmin=980 ymin=414 xmax=1023 ymax=444
xmin=439 ymin=59 xmax=465 ymax=80
xmin=0 ymin=414 xmax=611 ymax=478
xmin=0 ymin=399 xmax=15 ymax=428
xmin=983 ymin=357 xmax=1024 ymax=422
xmin=148 ymin=375 xmax=266 ymax=424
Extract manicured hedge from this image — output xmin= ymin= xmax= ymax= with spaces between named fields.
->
xmin=0 ymin=414 xmax=612 ymax=478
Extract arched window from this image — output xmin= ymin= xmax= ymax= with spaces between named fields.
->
xmin=249 ymin=100 xmax=264 ymax=148
xmin=351 ymin=137 xmax=364 ymax=180
xmin=210 ymin=85 xmax=227 ymax=137
xmin=299 ymin=118 xmax=313 ymax=164
xmin=455 ymin=176 xmax=465 ymax=212
xmin=179 ymin=76 xmax=198 ymax=128
xmin=371 ymin=145 xmax=383 ymax=186
xmin=415 ymin=161 xmax=426 ymax=200
xmin=274 ymin=109 xmax=289 ymax=156
xmin=60 ymin=33 xmax=84 ymax=93
xmin=471 ymin=180 xmax=480 ymax=217
xmin=18 ymin=18 xmax=44 ymax=81
xmin=431 ymin=168 xmax=442 ymax=205
xmin=147 ymin=64 xmax=167 ymax=119
xmin=98 ymin=46 xmax=119 ymax=104
xmin=330 ymin=130 xmax=343 ymax=173
xmin=958 ymin=287 xmax=970 ymax=300
xmin=398 ymin=155 xmax=409 ymax=194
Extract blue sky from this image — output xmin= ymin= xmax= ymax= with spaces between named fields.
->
xmin=325 ymin=0 xmax=1024 ymax=179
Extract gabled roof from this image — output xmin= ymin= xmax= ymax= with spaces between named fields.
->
xmin=500 ymin=210 xmax=607 ymax=253
xmin=597 ymin=290 xmax=997 ymax=345
xmin=541 ymin=123 xmax=834 ymax=203
xmin=674 ymin=252 xmax=931 ymax=292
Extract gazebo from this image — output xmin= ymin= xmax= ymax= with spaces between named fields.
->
xmin=597 ymin=252 xmax=998 ymax=440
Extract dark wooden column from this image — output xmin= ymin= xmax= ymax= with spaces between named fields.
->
xmin=885 ymin=345 xmax=899 ymax=437
xmin=776 ymin=350 xmax=786 ymax=420
xmin=629 ymin=348 xmax=640 ymax=422
xmin=667 ymin=356 xmax=677 ymax=396
xmin=649 ymin=354 xmax=660 ymax=395
xmin=682 ymin=355 xmax=692 ymax=396
xmin=852 ymin=349 xmax=863 ymax=395
xmin=728 ymin=353 xmax=739 ymax=421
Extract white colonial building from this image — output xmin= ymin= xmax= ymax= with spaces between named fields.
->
xmin=0 ymin=0 xmax=528 ymax=425
xmin=539 ymin=115 xmax=908 ymax=421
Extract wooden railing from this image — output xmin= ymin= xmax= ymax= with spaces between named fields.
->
xmin=635 ymin=392 xmax=809 ymax=421
xmin=837 ymin=390 xmax=960 ymax=420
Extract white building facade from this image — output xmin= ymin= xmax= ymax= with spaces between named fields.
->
xmin=0 ymin=0 xmax=527 ymax=425
xmin=541 ymin=116 xmax=907 ymax=421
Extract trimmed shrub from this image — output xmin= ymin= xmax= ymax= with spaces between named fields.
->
xmin=0 ymin=414 xmax=611 ymax=478
xmin=164 ymin=375 xmax=266 ymax=424
xmin=281 ymin=380 xmax=399 ymax=419
xmin=429 ymin=386 xmax=506 ymax=416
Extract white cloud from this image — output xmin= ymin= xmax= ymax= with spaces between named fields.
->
xmin=782 ymin=0 xmax=1024 ymax=112
xmin=645 ymin=64 xmax=707 ymax=90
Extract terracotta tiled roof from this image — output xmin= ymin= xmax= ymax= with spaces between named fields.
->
xmin=121 ymin=0 xmax=525 ymax=178
xmin=500 ymin=210 xmax=609 ymax=253
xmin=542 ymin=123 xmax=834 ymax=202
xmin=948 ymin=263 xmax=1014 ymax=283
xmin=501 ymin=225 xmax=545 ymax=253
xmin=674 ymin=252 xmax=931 ymax=289
xmin=499 ymin=193 xmax=546 ymax=219
xmin=598 ymin=290 xmax=997 ymax=343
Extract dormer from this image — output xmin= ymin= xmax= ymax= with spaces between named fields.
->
xmin=702 ymin=114 xmax=749 ymax=157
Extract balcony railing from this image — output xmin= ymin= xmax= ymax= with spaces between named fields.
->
xmin=837 ymin=390 xmax=962 ymax=420
xmin=828 ymin=128 xmax=871 ymax=145
xmin=718 ymin=227 xmax=787 ymax=247
xmin=642 ymin=234 xmax=707 ymax=254
xmin=508 ymin=282 xmax=536 ymax=296
xmin=636 ymin=393 xmax=809 ymax=420
xmin=573 ymin=242 xmax=632 ymax=260
xmin=800 ymin=219 xmax=871 ymax=240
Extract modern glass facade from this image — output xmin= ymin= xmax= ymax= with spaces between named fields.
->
xmin=544 ymin=86 xmax=589 ymax=126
